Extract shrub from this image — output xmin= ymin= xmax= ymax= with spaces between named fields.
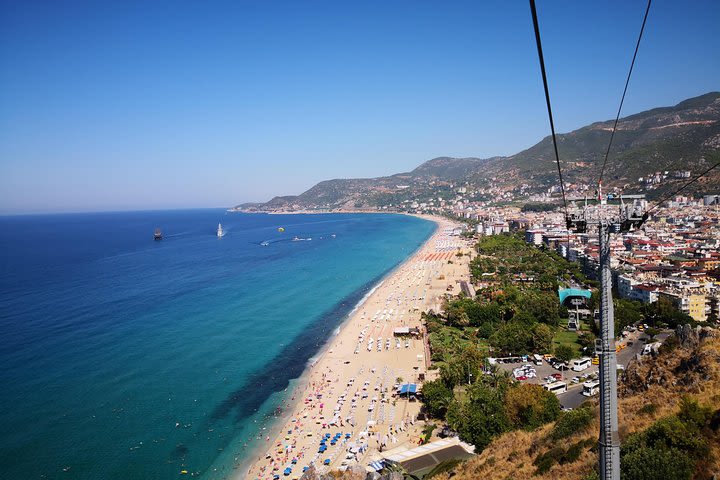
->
xmin=621 ymin=446 xmax=694 ymax=480
xmin=533 ymin=446 xmax=564 ymax=474
xmin=638 ymin=403 xmax=657 ymax=416
xmin=561 ymin=441 xmax=584 ymax=464
xmin=582 ymin=471 xmax=599 ymax=480
xmin=550 ymin=406 xmax=594 ymax=440
xmin=503 ymin=383 xmax=561 ymax=431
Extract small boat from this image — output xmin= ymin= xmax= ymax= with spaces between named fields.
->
xmin=154 ymin=228 xmax=162 ymax=240
xmin=217 ymin=223 xmax=224 ymax=237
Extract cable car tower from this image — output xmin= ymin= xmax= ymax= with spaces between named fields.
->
xmin=566 ymin=195 xmax=648 ymax=480
xmin=529 ymin=0 xmax=652 ymax=476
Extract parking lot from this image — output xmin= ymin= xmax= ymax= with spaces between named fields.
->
xmin=493 ymin=327 xmax=667 ymax=408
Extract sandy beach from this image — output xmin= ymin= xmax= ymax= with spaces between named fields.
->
xmin=243 ymin=216 xmax=473 ymax=480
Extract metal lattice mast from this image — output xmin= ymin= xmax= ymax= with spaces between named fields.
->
xmin=598 ymin=221 xmax=620 ymax=480
xmin=566 ymin=194 xmax=648 ymax=480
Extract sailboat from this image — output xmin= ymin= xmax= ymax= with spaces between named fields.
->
xmin=154 ymin=228 xmax=162 ymax=240
xmin=217 ymin=223 xmax=224 ymax=238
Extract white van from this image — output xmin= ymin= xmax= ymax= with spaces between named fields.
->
xmin=571 ymin=357 xmax=592 ymax=372
xmin=543 ymin=381 xmax=568 ymax=395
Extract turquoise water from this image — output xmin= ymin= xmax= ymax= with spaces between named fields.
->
xmin=0 ymin=210 xmax=435 ymax=479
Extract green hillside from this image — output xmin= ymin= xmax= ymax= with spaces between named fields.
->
xmin=236 ymin=92 xmax=720 ymax=212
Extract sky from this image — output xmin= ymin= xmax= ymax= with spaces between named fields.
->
xmin=1 ymin=0 xmax=719 ymax=213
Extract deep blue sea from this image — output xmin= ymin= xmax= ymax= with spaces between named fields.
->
xmin=0 ymin=210 xmax=434 ymax=480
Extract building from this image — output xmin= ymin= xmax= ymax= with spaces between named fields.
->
xmin=525 ymin=229 xmax=544 ymax=246
xmin=659 ymin=291 xmax=708 ymax=322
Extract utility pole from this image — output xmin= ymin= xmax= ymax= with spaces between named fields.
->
xmin=566 ymin=194 xmax=647 ymax=480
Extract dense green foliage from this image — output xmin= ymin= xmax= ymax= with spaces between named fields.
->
xmin=520 ymin=202 xmax=559 ymax=212
xmin=613 ymin=297 xmax=695 ymax=336
xmin=550 ymin=405 xmax=595 ymax=440
xmin=420 ymin=379 xmax=454 ymax=418
xmin=645 ymin=297 xmax=695 ymax=328
xmin=613 ymin=298 xmax=644 ymax=336
xmin=443 ymin=373 xmax=561 ymax=451
xmin=554 ymin=344 xmax=574 ymax=363
xmin=421 ymin=234 xmax=585 ymax=451
xmin=422 ymin=233 xmax=700 ymax=459
xmin=504 ymin=384 xmax=562 ymax=431
xmin=439 ymin=233 xmax=593 ymax=356
xmin=620 ymin=397 xmax=717 ymax=480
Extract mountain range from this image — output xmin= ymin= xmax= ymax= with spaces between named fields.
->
xmin=236 ymin=92 xmax=720 ymax=212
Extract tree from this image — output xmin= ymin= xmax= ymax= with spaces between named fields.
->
xmin=447 ymin=381 xmax=510 ymax=451
xmin=531 ymin=323 xmax=554 ymax=353
xmin=614 ymin=298 xmax=644 ymax=336
xmin=503 ymin=384 xmax=561 ymax=430
xmin=644 ymin=297 xmax=695 ymax=329
xmin=439 ymin=359 xmax=466 ymax=388
xmin=521 ymin=291 xmax=562 ymax=326
xmin=621 ymin=446 xmax=694 ymax=480
xmin=555 ymin=344 xmax=574 ymax=363
xmin=445 ymin=302 xmax=471 ymax=327
xmin=490 ymin=320 xmax=533 ymax=355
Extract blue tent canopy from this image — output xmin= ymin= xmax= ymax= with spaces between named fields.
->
xmin=398 ymin=383 xmax=417 ymax=395
xmin=558 ymin=288 xmax=591 ymax=306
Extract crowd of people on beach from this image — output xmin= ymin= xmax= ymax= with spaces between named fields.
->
xmin=245 ymin=223 xmax=471 ymax=479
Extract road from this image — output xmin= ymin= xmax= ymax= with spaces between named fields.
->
xmin=494 ymin=328 xmax=669 ymax=409
xmin=557 ymin=330 xmax=669 ymax=409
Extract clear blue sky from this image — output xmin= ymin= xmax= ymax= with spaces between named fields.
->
xmin=1 ymin=0 xmax=718 ymax=213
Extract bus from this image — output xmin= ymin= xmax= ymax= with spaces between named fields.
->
xmin=572 ymin=357 xmax=592 ymax=372
xmin=582 ymin=380 xmax=600 ymax=397
xmin=543 ymin=381 xmax=568 ymax=395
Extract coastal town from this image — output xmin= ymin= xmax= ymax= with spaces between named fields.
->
xmin=447 ymin=193 xmax=720 ymax=324
xmin=243 ymin=187 xmax=720 ymax=480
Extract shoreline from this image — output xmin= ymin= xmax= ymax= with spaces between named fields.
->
xmin=241 ymin=215 xmax=472 ymax=480
xmin=227 ymin=216 xmax=440 ymax=480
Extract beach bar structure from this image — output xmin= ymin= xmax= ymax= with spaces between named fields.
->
xmin=393 ymin=326 xmax=421 ymax=337
xmin=377 ymin=437 xmax=475 ymax=477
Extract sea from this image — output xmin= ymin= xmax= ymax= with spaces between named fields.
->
xmin=0 ymin=210 xmax=435 ymax=480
